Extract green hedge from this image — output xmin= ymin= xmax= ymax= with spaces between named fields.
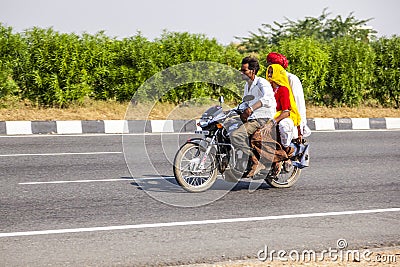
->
xmin=260 ymin=37 xmax=330 ymax=105
xmin=0 ymin=23 xmax=399 ymax=108
xmin=0 ymin=24 xmax=243 ymax=106
xmin=371 ymin=37 xmax=400 ymax=108
xmin=261 ymin=36 xmax=397 ymax=107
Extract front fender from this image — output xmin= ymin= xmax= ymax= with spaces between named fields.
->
xmin=186 ymin=138 xmax=210 ymax=151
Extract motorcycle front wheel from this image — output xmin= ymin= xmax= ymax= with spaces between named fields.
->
xmin=265 ymin=161 xmax=301 ymax=188
xmin=173 ymin=142 xmax=218 ymax=193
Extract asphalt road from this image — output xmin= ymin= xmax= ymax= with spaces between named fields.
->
xmin=0 ymin=130 xmax=399 ymax=266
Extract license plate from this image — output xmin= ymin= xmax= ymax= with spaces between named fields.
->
xmin=195 ymin=130 xmax=209 ymax=135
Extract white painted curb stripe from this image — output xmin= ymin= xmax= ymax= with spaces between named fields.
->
xmin=104 ymin=120 xmax=129 ymax=134
xmin=351 ymin=118 xmax=370 ymax=130
xmin=0 ymin=151 xmax=122 ymax=157
xmin=5 ymin=121 xmax=32 ymax=135
xmin=151 ymin=120 xmax=174 ymax=132
xmin=1 ymin=118 xmax=400 ymax=135
xmin=385 ymin=118 xmax=400 ymax=129
xmin=1 ymin=207 xmax=399 ymax=238
xmin=56 ymin=121 xmax=83 ymax=134
xmin=314 ymin=118 xmax=335 ymax=130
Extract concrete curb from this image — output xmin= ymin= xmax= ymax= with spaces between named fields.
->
xmin=1 ymin=118 xmax=400 ymax=135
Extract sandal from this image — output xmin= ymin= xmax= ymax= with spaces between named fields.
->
xmin=271 ymin=162 xmax=282 ymax=177
xmin=247 ymin=162 xmax=266 ymax=177
xmin=283 ymin=159 xmax=293 ymax=173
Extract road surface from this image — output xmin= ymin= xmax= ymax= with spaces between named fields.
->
xmin=0 ymin=130 xmax=399 ymax=266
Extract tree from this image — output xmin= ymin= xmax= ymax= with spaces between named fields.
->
xmin=237 ymin=8 xmax=377 ymax=53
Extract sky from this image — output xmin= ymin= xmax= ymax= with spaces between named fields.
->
xmin=1 ymin=0 xmax=399 ymax=44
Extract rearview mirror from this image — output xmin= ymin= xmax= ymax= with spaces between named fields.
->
xmin=243 ymin=95 xmax=255 ymax=102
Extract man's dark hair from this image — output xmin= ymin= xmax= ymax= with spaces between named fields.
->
xmin=241 ymin=56 xmax=260 ymax=74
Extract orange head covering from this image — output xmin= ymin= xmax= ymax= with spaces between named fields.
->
xmin=267 ymin=64 xmax=301 ymax=126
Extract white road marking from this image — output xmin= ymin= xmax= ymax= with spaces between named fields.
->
xmin=0 ymin=151 xmax=122 ymax=157
xmin=1 ymin=208 xmax=399 ymax=238
xmin=19 ymin=178 xmax=132 ymax=185
xmin=18 ymin=177 xmax=173 ymax=185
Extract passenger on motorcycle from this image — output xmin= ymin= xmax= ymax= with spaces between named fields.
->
xmin=266 ymin=52 xmax=311 ymax=142
xmin=266 ymin=64 xmax=302 ymax=157
xmin=230 ymin=56 xmax=276 ymax=172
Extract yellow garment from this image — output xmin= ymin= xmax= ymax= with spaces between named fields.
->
xmin=267 ymin=64 xmax=301 ymax=126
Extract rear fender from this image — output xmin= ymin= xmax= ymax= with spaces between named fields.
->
xmin=291 ymin=142 xmax=310 ymax=169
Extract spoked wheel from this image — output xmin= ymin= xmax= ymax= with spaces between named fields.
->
xmin=173 ymin=142 xmax=218 ymax=192
xmin=265 ymin=160 xmax=301 ymax=188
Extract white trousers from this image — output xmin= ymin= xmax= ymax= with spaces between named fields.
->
xmin=278 ymin=118 xmax=298 ymax=147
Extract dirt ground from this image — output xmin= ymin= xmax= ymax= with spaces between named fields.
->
xmin=1 ymin=100 xmax=399 ymax=121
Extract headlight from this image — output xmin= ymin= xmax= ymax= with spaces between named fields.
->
xmin=198 ymin=118 xmax=211 ymax=128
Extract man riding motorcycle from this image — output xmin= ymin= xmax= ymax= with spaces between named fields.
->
xmin=173 ymin=58 xmax=310 ymax=192
xmin=229 ymin=56 xmax=276 ymax=175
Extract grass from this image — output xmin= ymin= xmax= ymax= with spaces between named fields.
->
xmin=0 ymin=99 xmax=399 ymax=121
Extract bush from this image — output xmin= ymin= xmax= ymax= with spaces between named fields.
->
xmin=260 ymin=37 xmax=377 ymax=107
xmin=371 ymin=37 xmax=400 ymax=108
xmin=20 ymin=27 xmax=93 ymax=106
xmin=149 ymin=32 xmax=243 ymax=104
xmin=261 ymin=37 xmax=330 ymax=105
xmin=0 ymin=23 xmax=24 ymax=98
xmin=326 ymin=37 xmax=375 ymax=106
xmin=0 ymin=23 xmax=399 ymax=109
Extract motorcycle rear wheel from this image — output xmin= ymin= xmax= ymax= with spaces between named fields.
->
xmin=173 ymin=142 xmax=218 ymax=193
xmin=265 ymin=161 xmax=301 ymax=188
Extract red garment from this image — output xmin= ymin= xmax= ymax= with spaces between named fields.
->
xmin=274 ymin=86 xmax=291 ymax=111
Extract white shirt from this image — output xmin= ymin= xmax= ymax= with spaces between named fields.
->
xmin=287 ymin=72 xmax=311 ymax=136
xmin=243 ymin=76 xmax=276 ymax=120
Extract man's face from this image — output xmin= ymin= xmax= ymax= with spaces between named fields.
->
xmin=240 ymin=63 xmax=253 ymax=81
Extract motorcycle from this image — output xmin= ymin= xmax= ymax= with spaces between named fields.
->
xmin=173 ymin=95 xmax=310 ymax=192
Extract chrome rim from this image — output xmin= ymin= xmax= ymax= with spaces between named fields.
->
xmin=179 ymin=145 xmax=215 ymax=187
